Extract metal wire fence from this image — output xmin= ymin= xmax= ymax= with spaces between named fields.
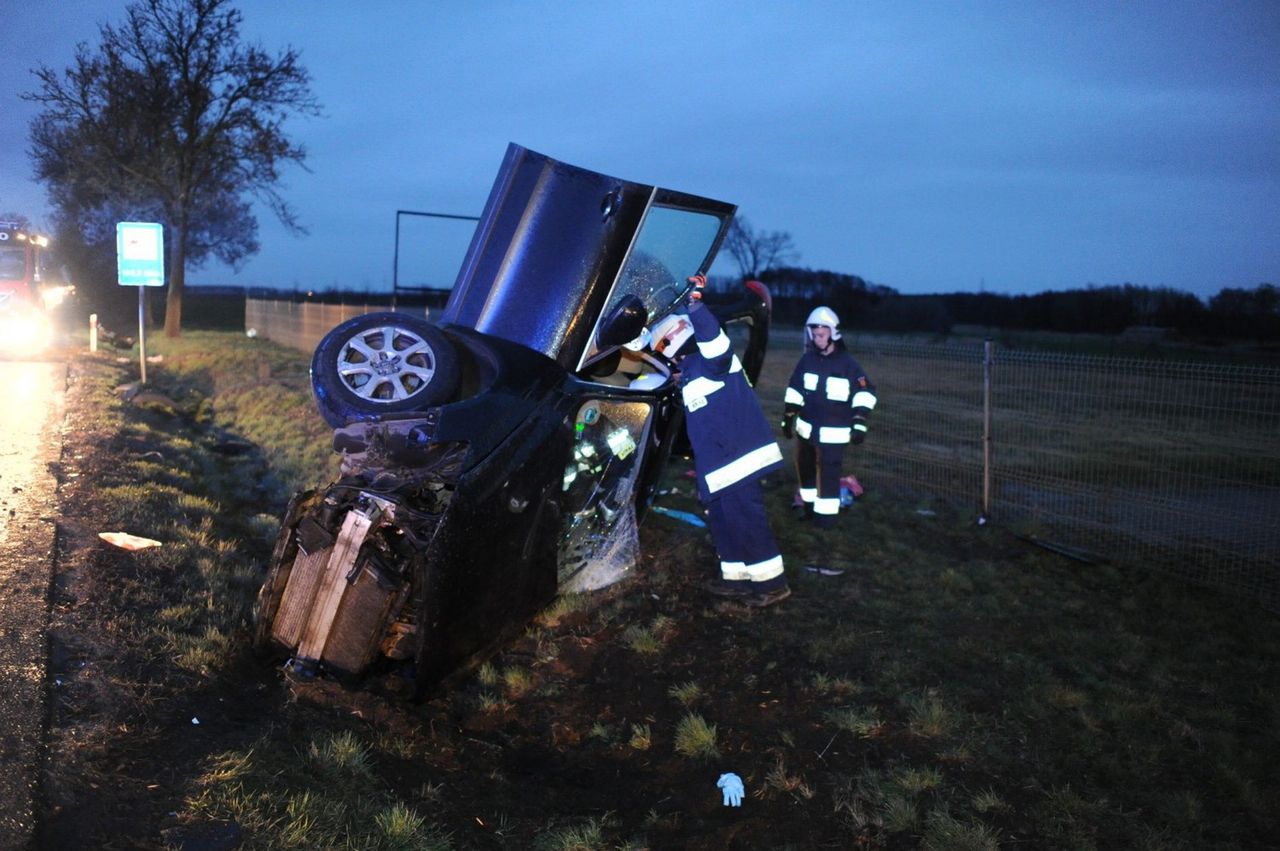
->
xmin=251 ymin=299 xmax=1280 ymax=612
xmin=849 ymin=337 xmax=1280 ymax=613
xmin=245 ymin=298 xmax=432 ymax=353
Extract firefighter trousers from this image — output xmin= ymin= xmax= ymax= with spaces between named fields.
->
xmin=796 ymin=440 xmax=845 ymax=522
xmin=704 ymin=484 xmax=786 ymax=591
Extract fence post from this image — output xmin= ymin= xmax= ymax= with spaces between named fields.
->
xmin=981 ymin=339 xmax=993 ymax=524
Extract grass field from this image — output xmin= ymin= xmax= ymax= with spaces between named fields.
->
xmin=752 ymin=326 xmax=1280 ymax=613
xmin=43 ymin=329 xmax=1280 ymax=849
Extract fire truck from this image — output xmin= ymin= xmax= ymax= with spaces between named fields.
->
xmin=0 ymin=220 xmax=72 ymax=352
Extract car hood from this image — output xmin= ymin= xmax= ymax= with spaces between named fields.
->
xmin=441 ymin=143 xmax=736 ymax=373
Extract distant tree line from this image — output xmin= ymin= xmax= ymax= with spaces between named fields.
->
xmin=721 ymin=217 xmax=1277 ymax=343
xmin=751 ymin=268 xmax=1279 ymax=343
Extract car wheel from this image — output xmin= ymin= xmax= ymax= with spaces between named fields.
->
xmin=311 ymin=312 xmax=459 ymax=427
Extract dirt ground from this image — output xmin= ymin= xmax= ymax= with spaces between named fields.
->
xmin=37 ymin=350 xmax=1280 ymax=851
xmin=39 ymin=357 xmax=879 ymax=851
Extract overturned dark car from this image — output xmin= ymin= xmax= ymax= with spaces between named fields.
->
xmin=253 ymin=144 xmax=771 ymax=697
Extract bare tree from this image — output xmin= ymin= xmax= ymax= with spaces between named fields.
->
xmin=25 ymin=0 xmax=320 ymax=336
xmin=723 ymin=215 xmax=798 ymax=280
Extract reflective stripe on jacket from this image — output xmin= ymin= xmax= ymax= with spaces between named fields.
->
xmin=680 ymin=302 xmax=783 ymax=501
xmin=785 ymin=345 xmax=876 ymax=445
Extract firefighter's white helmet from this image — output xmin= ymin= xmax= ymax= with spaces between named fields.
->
xmin=805 ymin=305 xmax=841 ymax=342
xmin=649 ymin=312 xmax=695 ymax=358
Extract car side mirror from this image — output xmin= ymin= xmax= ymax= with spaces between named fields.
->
xmin=596 ymin=294 xmax=648 ymax=349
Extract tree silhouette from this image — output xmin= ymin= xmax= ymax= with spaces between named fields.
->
xmin=723 ymin=215 xmax=798 ymax=279
xmin=25 ymin=0 xmax=320 ymax=336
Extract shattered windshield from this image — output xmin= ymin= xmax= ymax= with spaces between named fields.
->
xmin=612 ymin=206 xmax=723 ymax=321
xmin=584 ymin=205 xmax=725 ymax=366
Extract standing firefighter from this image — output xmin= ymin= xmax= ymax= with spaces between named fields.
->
xmin=781 ymin=306 xmax=877 ymax=568
xmin=651 ymin=275 xmax=790 ymax=608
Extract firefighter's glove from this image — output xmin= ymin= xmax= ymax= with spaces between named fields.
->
xmin=687 ymin=273 xmax=707 ymax=302
xmin=851 ymin=415 xmax=867 ymax=445
xmin=780 ymin=412 xmax=796 ymax=439
xmin=717 ymin=772 xmax=744 ymax=807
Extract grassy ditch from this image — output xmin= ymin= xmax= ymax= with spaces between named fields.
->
xmin=46 ymin=330 xmax=1280 ymax=849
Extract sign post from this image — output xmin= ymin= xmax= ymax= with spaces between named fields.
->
xmin=116 ymin=222 xmax=165 ymax=383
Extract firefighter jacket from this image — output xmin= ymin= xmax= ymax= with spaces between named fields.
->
xmin=678 ymin=302 xmax=784 ymax=503
xmin=784 ymin=343 xmax=877 ymax=445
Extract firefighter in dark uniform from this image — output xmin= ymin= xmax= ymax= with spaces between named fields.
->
xmin=781 ymin=306 xmax=877 ymax=547
xmin=649 ymin=275 xmax=790 ymax=608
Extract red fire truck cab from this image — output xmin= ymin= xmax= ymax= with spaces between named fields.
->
xmin=0 ymin=220 xmax=72 ymax=353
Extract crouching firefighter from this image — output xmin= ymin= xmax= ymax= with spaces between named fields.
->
xmin=781 ymin=306 xmax=877 ymax=570
xmin=649 ymin=275 xmax=790 ymax=608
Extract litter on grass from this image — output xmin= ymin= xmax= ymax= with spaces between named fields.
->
xmin=649 ymin=505 xmax=707 ymax=528
xmin=98 ymin=532 xmax=163 ymax=551
xmin=804 ymin=565 xmax=845 ymax=576
xmin=840 ymin=474 xmax=863 ymax=497
xmin=717 ymin=772 xmax=744 ymax=807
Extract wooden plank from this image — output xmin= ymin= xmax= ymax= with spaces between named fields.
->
xmin=295 ymin=510 xmax=374 ymax=665
xmin=270 ymin=545 xmax=333 ymax=648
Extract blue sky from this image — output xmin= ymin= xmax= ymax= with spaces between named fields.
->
xmin=1 ymin=1 xmax=1277 ymax=299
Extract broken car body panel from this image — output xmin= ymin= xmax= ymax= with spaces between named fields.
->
xmin=254 ymin=144 xmax=767 ymax=695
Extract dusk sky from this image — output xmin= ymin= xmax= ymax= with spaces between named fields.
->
xmin=1 ymin=1 xmax=1277 ymax=300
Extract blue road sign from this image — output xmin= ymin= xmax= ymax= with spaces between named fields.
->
xmin=116 ymin=222 xmax=165 ymax=287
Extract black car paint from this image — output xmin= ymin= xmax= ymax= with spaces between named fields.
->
xmin=443 ymin=144 xmax=735 ymax=373
xmin=255 ymin=144 xmax=767 ymax=695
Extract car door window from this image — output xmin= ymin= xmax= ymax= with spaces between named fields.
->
xmin=584 ymin=205 xmax=725 ymax=366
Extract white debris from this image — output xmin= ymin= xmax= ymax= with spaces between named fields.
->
xmin=98 ymin=532 xmax=164 ymax=551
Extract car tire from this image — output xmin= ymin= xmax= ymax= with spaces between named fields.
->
xmin=311 ymin=312 xmax=459 ymax=427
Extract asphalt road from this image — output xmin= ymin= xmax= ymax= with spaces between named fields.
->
xmin=0 ymin=359 xmax=65 ymax=851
